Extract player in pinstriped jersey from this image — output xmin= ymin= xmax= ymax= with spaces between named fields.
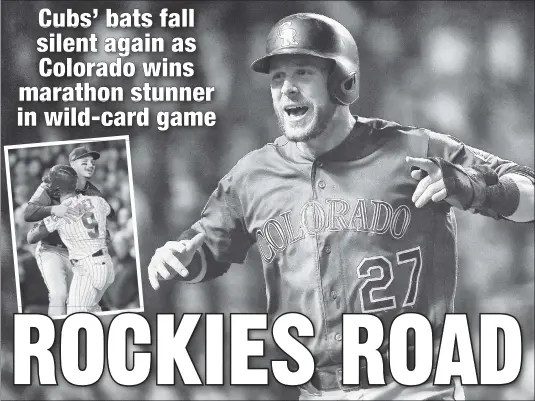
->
xmin=24 ymin=147 xmax=109 ymax=316
xmin=27 ymin=165 xmax=115 ymax=314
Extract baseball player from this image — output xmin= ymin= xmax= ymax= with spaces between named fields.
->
xmin=68 ymin=146 xmax=110 ymax=202
xmin=148 ymin=13 xmax=534 ymax=400
xmin=27 ymin=165 xmax=115 ymax=315
xmin=24 ymin=146 xmax=106 ymax=316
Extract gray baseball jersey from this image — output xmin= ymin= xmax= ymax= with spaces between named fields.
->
xmin=182 ymin=116 xmax=533 ymax=371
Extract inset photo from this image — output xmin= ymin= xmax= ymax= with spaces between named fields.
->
xmin=4 ymin=135 xmax=143 ymax=319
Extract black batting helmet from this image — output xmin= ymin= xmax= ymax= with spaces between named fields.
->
xmin=251 ymin=13 xmax=360 ymax=105
xmin=48 ymin=165 xmax=78 ymax=197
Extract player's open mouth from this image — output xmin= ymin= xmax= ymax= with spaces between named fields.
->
xmin=284 ymin=105 xmax=309 ymax=121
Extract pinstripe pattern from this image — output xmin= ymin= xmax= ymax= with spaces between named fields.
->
xmin=45 ymin=195 xmax=110 ymax=260
xmin=67 ymin=254 xmax=115 ymax=313
xmin=42 ymin=194 xmax=114 ymax=314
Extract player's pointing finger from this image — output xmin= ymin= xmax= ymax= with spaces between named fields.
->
xmin=406 ymin=157 xmax=436 ymax=173
xmin=411 ymin=169 xmax=424 ymax=181
xmin=186 ymin=232 xmax=206 ymax=251
xmin=164 ymin=241 xmax=184 ymax=251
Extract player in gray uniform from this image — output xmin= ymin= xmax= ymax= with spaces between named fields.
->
xmin=148 ymin=13 xmax=534 ymax=400
xmin=24 ymin=146 xmax=105 ymax=316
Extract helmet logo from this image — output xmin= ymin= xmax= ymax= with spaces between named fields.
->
xmin=277 ymin=21 xmax=298 ymax=47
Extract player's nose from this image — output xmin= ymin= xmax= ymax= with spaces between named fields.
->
xmin=281 ymin=79 xmax=299 ymax=97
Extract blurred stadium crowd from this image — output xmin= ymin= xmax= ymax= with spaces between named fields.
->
xmin=1 ymin=1 xmax=533 ymax=400
xmin=7 ymin=140 xmax=140 ymax=314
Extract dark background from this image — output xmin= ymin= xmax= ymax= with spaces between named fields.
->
xmin=1 ymin=1 xmax=533 ymax=400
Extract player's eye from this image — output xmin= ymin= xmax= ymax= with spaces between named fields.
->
xmin=271 ymin=72 xmax=284 ymax=83
xmin=296 ymin=68 xmax=313 ymax=76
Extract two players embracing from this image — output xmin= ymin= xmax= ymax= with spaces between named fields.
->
xmin=25 ymin=146 xmax=115 ymax=317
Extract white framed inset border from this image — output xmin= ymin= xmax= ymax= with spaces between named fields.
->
xmin=4 ymin=135 xmax=145 ymax=319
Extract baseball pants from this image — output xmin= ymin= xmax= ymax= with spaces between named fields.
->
xmin=34 ymin=242 xmax=73 ymax=317
xmin=299 ymin=377 xmax=465 ymax=400
xmin=67 ymin=251 xmax=115 ymax=314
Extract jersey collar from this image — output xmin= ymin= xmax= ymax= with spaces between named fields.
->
xmin=76 ymin=181 xmax=90 ymax=194
xmin=274 ymin=116 xmax=386 ymax=164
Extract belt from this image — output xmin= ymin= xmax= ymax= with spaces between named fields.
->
xmin=43 ymin=242 xmax=66 ymax=249
xmin=70 ymin=249 xmax=106 ymax=264
xmin=301 ymin=363 xmax=394 ymax=394
xmin=300 ymin=348 xmax=415 ymax=394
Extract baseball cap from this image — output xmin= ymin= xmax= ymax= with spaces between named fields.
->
xmin=69 ymin=146 xmax=100 ymax=162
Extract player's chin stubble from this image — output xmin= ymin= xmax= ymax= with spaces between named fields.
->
xmin=276 ymin=107 xmax=332 ymax=143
